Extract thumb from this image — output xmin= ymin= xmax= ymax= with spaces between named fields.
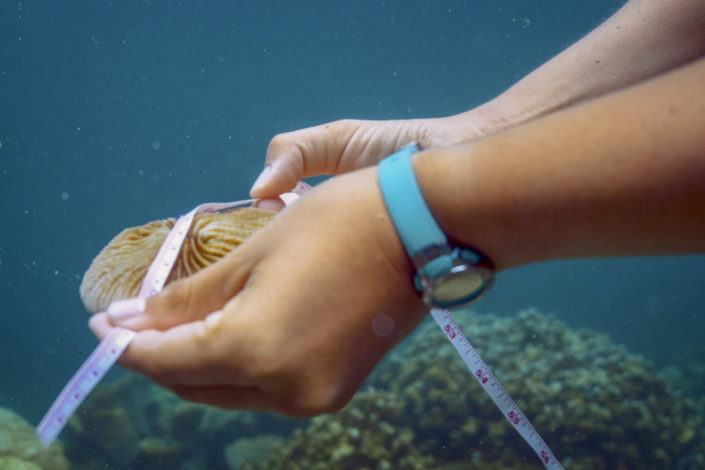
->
xmin=104 ymin=250 xmax=253 ymax=331
xmin=250 ymin=120 xmax=364 ymax=199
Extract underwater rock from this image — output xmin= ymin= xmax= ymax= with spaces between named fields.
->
xmin=0 ymin=408 xmax=69 ymax=470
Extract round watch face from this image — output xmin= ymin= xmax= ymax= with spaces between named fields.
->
xmin=433 ymin=272 xmax=485 ymax=303
xmin=424 ymin=265 xmax=493 ymax=309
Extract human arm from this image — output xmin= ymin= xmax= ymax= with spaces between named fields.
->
xmin=465 ymin=0 xmax=705 ymax=135
xmin=91 ymin=57 xmax=705 ymax=415
xmin=416 ymin=57 xmax=705 ymax=269
xmin=251 ymin=0 xmax=705 ymax=200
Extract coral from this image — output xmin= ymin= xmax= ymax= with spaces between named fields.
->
xmin=242 ymin=309 xmax=705 ymax=470
xmin=64 ymin=374 xmax=145 ymax=468
xmin=59 ymin=308 xmax=705 ymax=469
xmin=133 ymin=436 xmax=183 ymax=468
xmin=239 ymin=389 xmax=438 ymax=470
xmin=665 ymin=339 xmax=705 ymax=420
xmin=63 ymin=372 xmax=299 ymax=470
xmin=225 ymin=435 xmax=284 ymax=469
xmin=0 ymin=408 xmax=69 ymax=470
xmin=0 ymin=456 xmax=42 ymax=470
xmin=371 ymin=308 xmax=705 ymax=469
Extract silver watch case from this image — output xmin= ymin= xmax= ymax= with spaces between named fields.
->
xmin=412 ymin=242 xmax=494 ymax=309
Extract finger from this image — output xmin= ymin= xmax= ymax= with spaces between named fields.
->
xmin=107 ymin=247 xmax=255 ymax=331
xmin=88 ymin=312 xmax=115 ymax=340
xmin=250 ymin=120 xmax=362 ymax=198
xmin=252 ymin=196 xmax=286 ymax=212
xmin=250 ymin=117 xmax=472 ymax=198
xmin=109 ymin=304 xmax=321 ymax=415
xmin=110 ymin=302 xmax=267 ymax=387
xmin=88 ymin=309 xmax=231 ymax=385
xmin=90 ymin=309 xmax=237 ymax=386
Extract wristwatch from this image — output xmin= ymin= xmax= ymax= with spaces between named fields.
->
xmin=378 ymin=143 xmax=494 ymax=309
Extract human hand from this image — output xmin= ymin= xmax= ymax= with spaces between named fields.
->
xmin=250 ymin=114 xmax=486 ymax=199
xmin=89 ymin=167 xmax=427 ymax=416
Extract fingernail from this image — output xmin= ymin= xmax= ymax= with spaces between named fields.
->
xmin=253 ymin=197 xmax=286 ymax=212
xmin=107 ymin=297 xmax=146 ymax=322
xmin=250 ymin=165 xmax=272 ymax=195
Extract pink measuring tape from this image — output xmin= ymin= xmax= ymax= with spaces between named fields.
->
xmin=36 ymin=181 xmax=563 ymax=469
xmin=431 ymin=309 xmax=564 ymax=469
xmin=35 ymin=197 xmax=258 ymax=447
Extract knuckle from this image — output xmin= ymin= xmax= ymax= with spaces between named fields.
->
xmin=332 ymin=118 xmax=355 ymax=129
xmin=158 ymin=278 xmax=196 ymax=318
xmin=267 ymin=131 xmax=299 ymax=156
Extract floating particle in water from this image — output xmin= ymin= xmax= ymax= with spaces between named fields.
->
xmin=152 ymin=141 xmax=161 ymax=150
xmin=61 ymin=192 xmax=69 ymax=200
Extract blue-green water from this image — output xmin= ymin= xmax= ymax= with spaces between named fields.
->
xmin=1 ymin=1 xmax=703 ymax=467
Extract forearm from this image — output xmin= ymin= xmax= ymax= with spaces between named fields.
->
xmin=459 ymin=0 xmax=705 ymax=136
xmin=415 ymin=58 xmax=705 ymax=270
xmin=254 ymin=0 xmax=704 ymax=198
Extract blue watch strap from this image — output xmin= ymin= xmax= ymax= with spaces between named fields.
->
xmin=379 ymin=143 xmax=494 ymax=309
xmin=378 ymin=144 xmax=445 ymax=256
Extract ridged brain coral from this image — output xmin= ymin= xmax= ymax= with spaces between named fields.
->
xmin=79 ymin=207 xmax=275 ymax=313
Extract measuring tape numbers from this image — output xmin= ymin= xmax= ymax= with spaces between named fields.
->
xmin=430 ymin=308 xmax=564 ymax=469
xmin=35 ymin=327 xmax=135 ymax=448
xmin=36 ymin=180 xmax=563 ymax=470
xmin=36 ymin=199 xmax=256 ymax=447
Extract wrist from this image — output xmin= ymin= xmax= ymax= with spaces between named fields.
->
xmin=409 ymin=143 xmax=518 ymax=272
xmin=460 ymin=88 xmax=557 ymax=138
xmin=378 ymin=144 xmax=494 ymax=309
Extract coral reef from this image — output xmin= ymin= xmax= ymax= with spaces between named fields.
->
xmin=666 ymin=339 xmax=705 ymax=421
xmin=60 ymin=308 xmax=705 ymax=469
xmin=243 ymin=309 xmax=705 ymax=470
xmin=0 ymin=408 xmax=69 ymax=470
xmin=225 ymin=435 xmax=285 ymax=469
xmin=63 ymin=372 xmax=300 ymax=470
xmin=241 ymin=389 xmax=438 ymax=470
xmin=0 ymin=456 xmax=42 ymax=470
